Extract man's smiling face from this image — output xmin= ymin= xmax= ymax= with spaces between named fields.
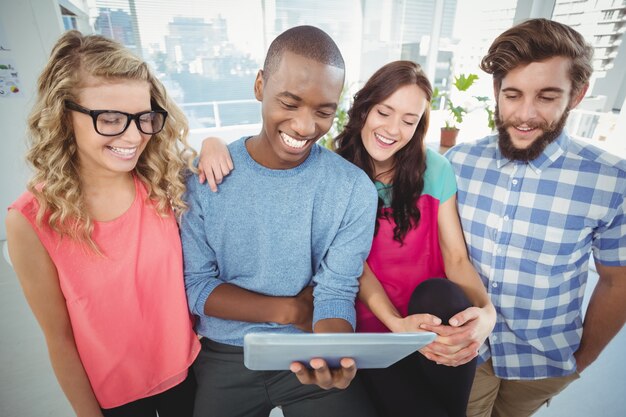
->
xmin=495 ymin=56 xmax=581 ymax=161
xmin=253 ymin=51 xmax=344 ymax=169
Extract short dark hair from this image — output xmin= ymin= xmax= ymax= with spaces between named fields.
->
xmin=262 ymin=25 xmax=345 ymax=80
xmin=481 ymin=18 xmax=593 ymax=97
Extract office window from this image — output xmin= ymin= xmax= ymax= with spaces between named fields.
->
xmin=83 ymin=0 xmax=540 ymax=145
xmin=61 ymin=6 xmax=78 ymax=30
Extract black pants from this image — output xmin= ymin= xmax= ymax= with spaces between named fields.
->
xmin=192 ymin=338 xmax=377 ymax=417
xmin=360 ymin=278 xmax=477 ymax=417
xmin=101 ymin=369 xmax=196 ymax=417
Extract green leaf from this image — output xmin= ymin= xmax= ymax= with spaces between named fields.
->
xmin=453 ymin=73 xmax=479 ymax=91
xmin=449 ymin=105 xmax=466 ymax=124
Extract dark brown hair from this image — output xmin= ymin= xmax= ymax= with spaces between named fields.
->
xmin=481 ymin=18 xmax=593 ymax=97
xmin=335 ymin=60 xmax=432 ymax=244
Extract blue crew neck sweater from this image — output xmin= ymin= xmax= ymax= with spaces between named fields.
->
xmin=181 ymin=137 xmax=378 ymax=346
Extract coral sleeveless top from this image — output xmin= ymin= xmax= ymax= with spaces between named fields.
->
xmin=356 ymin=149 xmax=457 ymax=333
xmin=9 ymin=176 xmax=200 ymax=408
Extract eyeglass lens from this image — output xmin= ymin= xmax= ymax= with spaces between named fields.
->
xmin=96 ymin=111 xmax=165 ymax=136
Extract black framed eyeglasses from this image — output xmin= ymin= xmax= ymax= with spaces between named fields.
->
xmin=65 ymin=101 xmax=168 ymax=136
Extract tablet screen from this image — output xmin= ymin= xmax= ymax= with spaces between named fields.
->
xmin=243 ymin=332 xmax=436 ymax=370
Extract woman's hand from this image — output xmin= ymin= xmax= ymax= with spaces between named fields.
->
xmin=197 ymin=137 xmax=233 ymax=192
xmin=387 ymin=313 xmax=441 ymax=333
xmin=419 ymin=304 xmax=496 ymax=367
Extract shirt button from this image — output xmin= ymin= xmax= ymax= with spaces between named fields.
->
xmin=503 ymin=215 xmax=509 ymax=221
xmin=496 ymin=247 xmax=502 ymax=254
xmin=492 ymin=334 xmax=498 ymax=341
xmin=512 ymin=179 xmax=518 ymax=185
xmin=492 ymin=282 xmax=498 ymax=288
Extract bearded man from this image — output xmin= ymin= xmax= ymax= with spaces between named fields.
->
xmin=443 ymin=18 xmax=626 ymax=417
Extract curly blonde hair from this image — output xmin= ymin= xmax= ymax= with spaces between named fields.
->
xmin=27 ymin=30 xmax=196 ymax=250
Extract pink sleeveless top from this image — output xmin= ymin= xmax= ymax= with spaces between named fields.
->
xmin=10 ymin=176 xmax=200 ymax=408
xmin=356 ymin=149 xmax=457 ymax=332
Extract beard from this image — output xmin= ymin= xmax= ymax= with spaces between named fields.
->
xmin=496 ymin=104 xmax=569 ymax=162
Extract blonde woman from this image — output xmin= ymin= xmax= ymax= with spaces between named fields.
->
xmin=6 ymin=31 xmax=200 ymax=417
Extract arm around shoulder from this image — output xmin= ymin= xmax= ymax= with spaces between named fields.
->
xmin=197 ymin=136 xmax=233 ymax=191
xmin=5 ymin=210 xmax=104 ymax=417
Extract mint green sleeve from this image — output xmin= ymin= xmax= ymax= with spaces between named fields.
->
xmin=439 ymin=157 xmax=457 ymax=203
xmin=423 ymin=148 xmax=457 ymax=203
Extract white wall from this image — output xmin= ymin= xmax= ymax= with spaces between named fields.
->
xmin=0 ymin=0 xmax=64 ymax=239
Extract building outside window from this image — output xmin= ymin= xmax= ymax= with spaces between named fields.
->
xmin=80 ymin=0 xmax=624 ymax=156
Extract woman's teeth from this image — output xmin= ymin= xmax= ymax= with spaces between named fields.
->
xmin=107 ymin=146 xmax=137 ymax=157
xmin=375 ymin=133 xmax=395 ymax=145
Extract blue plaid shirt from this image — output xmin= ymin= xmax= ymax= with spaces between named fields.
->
xmin=446 ymin=132 xmax=626 ymax=380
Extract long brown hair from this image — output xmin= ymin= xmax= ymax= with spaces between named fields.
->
xmin=335 ymin=61 xmax=432 ymax=244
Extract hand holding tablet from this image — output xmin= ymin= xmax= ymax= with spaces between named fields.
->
xmin=243 ymin=332 xmax=437 ymax=370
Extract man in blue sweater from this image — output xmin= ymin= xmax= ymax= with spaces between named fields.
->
xmin=181 ymin=26 xmax=378 ymax=417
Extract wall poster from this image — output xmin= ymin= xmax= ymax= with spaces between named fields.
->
xmin=0 ymin=59 xmax=22 ymax=98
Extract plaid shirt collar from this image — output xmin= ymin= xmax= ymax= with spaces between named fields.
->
xmin=495 ymin=131 xmax=570 ymax=173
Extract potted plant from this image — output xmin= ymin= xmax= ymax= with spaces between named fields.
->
xmin=432 ymin=73 xmax=494 ymax=147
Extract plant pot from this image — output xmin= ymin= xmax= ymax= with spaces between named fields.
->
xmin=440 ymin=127 xmax=459 ymax=148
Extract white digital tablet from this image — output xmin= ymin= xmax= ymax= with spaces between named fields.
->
xmin=243 ymin=332 xmax=436 ymax=370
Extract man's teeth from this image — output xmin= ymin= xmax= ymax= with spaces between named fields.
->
xmin=108 ymin=146 xmax=137 ymax=156
xmin=375 ymin=133 xmax=395 ymax=145
xmin=516 ymin=126 xmax=534 ymax=131
xmin=281 ymin=133 xmax=307 ymax=149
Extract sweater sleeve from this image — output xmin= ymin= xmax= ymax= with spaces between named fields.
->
xmin=180 ymin=173 xmax=223 ymax=317
xmin=311 ymin=173 xmax=378 ymax=330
